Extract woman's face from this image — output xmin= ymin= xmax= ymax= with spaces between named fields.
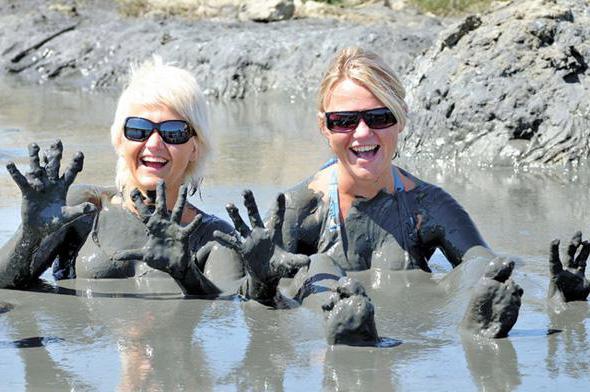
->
xmin=321 ymin=79 xmax=401 ymax=187
xmin=115 ymin=104 xmax=198 ymax=193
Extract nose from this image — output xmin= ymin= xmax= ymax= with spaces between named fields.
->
xmin=144 ymin=129 xmax=165 ymax=148
xmin=352 ymin=118 xmax=372 ymax=137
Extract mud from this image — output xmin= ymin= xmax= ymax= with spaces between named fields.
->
xmin=2 ymin=82 xmax=590 ymax=389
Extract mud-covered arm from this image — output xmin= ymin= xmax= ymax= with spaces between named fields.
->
xmin=416 ymin=184 xmax=489 ymax=267
xmin=279 ymin=180 xmax=324 ymax=255
xmin=0 ymin=141 xmax=96 ymax=288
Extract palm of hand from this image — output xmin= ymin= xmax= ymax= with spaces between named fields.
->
xmin=113 ymin=182 xmax=202 ymax=280
xmin=6 ymin=141 xmax=92 ymax=236
xmin=214 ymin=190 xmax=309 ymax=284
xmin=549 ymin=232 xmax=590 ymax=302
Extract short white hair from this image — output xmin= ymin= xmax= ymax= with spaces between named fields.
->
xmin=110 ymin=56 xmax=211 ymax=194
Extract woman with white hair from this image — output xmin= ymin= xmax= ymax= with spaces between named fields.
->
xmin=0 ymin=58 xmax=307 ymax=296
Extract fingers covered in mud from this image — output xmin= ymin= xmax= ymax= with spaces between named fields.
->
xmin=462 ymin=257 xmax=523 ymax=339
xmin=124 ymin=181 xmax=202 ymax=280
xmin=322 ymin=277 xmax=380 ymax=346
xmin=5 ymin=140 xmax=94 ymax=235
xmin=548 ymin=232 xmax=590 ymax=302
xmin=218 ymin=191 xmax=308 ymax=283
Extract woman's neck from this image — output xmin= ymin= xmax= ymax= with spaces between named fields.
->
xmin=335 ymin=163 xmax=394 ymax=220
xmin=336 ymin=164 xmax=394 ymax=200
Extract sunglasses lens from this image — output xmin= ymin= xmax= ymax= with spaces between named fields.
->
xmin=160 ymin=121 xmax=193 ymax=144
xmin=364 ymin=108 xmax=397 ymax=129
xmin=326 ymin=112 xmax=360 ymax=133
xmin=124 ymin=118 xmax=153 ymax=141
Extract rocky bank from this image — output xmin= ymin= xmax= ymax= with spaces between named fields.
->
xmin=402 ymin=0 xmax=590 ymax=166
xmin=0 ymin=0 xmax=440 ymax=98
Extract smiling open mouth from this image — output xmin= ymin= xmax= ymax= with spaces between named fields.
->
xmin=140 ymin=157 xmax=169 ymax=169
xmin=350 ymin=145 xmax=380 ymax=159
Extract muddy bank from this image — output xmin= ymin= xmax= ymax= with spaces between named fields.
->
xmin=402 ymin=0 xmax=590 ymax=166
xmin=0 ymin=0 xmax=441 ymax=98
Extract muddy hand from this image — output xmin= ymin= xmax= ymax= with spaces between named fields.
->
xmin=322 ymin=277 xmax=379 ymax=346
xmin=6 ymin=140 xmax=95 ymax=236
xmin=214 ymin=190 xmax=309 ymax=285
xmin=462 ymin=257 xmax=523 ymax=338
xmin=548 ymin=232 xmax=590 ymax=302
xmin=113 ymin=182 xmax=202 ymax=280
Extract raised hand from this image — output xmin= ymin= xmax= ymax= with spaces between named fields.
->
xmin=549 ymin=231 xmax=590 ymax=302
xmin=114 ymin=181 xmax=202 ymax=281
xmin=462 ymin=257 xmax=523 ymax=338
xmin=6 ymin=140 xmax=95 ymax=236
xmin=322 ymin=277 xmax=379 ymax=346
xmin=214 ymin=190 xmax=310 ymax=294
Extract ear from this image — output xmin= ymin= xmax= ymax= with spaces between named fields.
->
xmin=189 ymin=139 xmax=199 ymax=162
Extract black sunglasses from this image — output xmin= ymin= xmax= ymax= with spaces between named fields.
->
xmin=324 ymin=107 xmax=397 ymax=133
xmin=123 ymin=117 xmax=195 ymax=145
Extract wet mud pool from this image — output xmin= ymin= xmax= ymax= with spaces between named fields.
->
xmin=1 ymin=79 xmax=590 ymax=390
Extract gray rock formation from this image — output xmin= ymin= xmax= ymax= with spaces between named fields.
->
xmin=239 ymin=0 xmax=295 ymax=22
xmin=0 ymin=0 xmax=441 ymax=99
xmin=402 ymin=0 xmax=590 ymax=166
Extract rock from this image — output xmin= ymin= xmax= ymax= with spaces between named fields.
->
xmin=0 ymin=0 xmax=441 ymax=99
xmin=402 ymin=0 xmax=590 ymax=166
xmin=240 ymin=0 xmax=295 ymax=22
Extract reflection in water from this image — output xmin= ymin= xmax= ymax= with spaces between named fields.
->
xmin=546 ymin=303 xmax=590 ymax=380
xmin=461 ymin=335 xmax=521 ymax=391
xmin=1 ymin=80 xmax=590 ymax=389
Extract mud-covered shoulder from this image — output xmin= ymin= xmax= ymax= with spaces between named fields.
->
xmin=280 ymin=175 xmax=326 ymax=254
xmin=67 ymin=184 xmax=117 ymax=208
xmin=403 ymin=170 xmax=489 ymax=265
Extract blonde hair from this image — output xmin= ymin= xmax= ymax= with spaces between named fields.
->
xmin=110 ymin=56 xmax=211 ymax=194
xmin=318 ymin=47 xmax=408 ymax=130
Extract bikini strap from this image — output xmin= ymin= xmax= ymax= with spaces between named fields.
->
xmin=328 ymin=166 xmax=340 ymax=232
xmin=393 ymin=166 xmax=405 ymax=193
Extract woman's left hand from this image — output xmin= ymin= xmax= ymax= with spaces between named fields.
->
xmin=113 ymin=181 xmax=202 ymax=281
xmin=214 ymin=190 xmax=310 ymax=296
xmin=549 ymin=231 xmax=590 ymax=302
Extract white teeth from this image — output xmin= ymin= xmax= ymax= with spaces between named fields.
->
xmin=141 ymin=157 xmax=168 ymax=163
xmin=350 ymin=145 xmax=378 ymax=152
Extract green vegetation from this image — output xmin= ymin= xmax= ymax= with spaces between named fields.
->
xmin=409 ymin=0 xmax=502 ymax=15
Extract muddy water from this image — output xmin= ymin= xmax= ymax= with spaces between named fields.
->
xmin=1 ymin=79 xmax=589 ymax=390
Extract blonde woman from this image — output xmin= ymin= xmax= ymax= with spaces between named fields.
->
xmin=218 ymin=47 xmax=524 ymax=344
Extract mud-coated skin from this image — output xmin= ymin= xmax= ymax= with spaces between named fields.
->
xmin=0 ymin=141 xmax=240 ymax=291
xmin=215 ymin=191 xmax=310 ymax=305
xmin=0 ymin=141 xmax=96 ymax=288
xmin=322 ymin=277 xmax=379 ymax=346
xmin=461 ymin=257 xmax=523 ymax=338
xmin=548 ymin=232 xmax=590 ymax=302
xmin=112 ymin=182 xmax=223 ymax=296
xmin=280 ymin=166 xmax=488 ymax=272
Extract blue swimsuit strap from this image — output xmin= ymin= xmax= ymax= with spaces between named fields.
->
xmin=324 ymin=160 xmax=405 ymax=232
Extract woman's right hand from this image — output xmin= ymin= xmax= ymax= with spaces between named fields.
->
xmin=5 ymin=140 xmax=96 ymax=237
